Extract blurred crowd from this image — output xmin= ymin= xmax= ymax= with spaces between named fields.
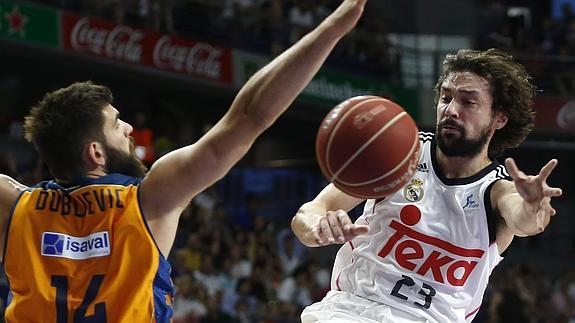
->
xmin=168 ymin=187 xmax=330 ymax=323
xmin=478 ymin=0 xmax=575 ymax=56
xmin=478 ymin=0 xmax=575 ymax=95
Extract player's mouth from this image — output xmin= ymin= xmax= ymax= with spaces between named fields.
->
xmin=439 ymin=119 xmax=463 ymax=134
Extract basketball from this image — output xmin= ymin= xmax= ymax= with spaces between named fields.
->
xmin=316 ymin=96 xmax=420 ymax=199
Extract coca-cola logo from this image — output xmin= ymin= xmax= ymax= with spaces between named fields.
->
xmin=153 ymin=35 xmax=222 ymax=79
xmin=70 ymin=17 xmax=143 ymax=63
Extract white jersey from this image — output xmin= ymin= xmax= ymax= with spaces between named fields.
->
xmin=330 ymin=132 xmax=509 ymax=322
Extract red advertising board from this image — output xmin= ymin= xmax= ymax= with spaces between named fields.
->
xmin=61 ymin=13 xmax=232 ymax=84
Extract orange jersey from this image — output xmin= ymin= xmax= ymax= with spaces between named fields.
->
xmin=3 ymin=174 xmax=174 ymax=322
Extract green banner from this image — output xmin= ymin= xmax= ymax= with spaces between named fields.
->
xmin=232 ymin=50 xmax=419 ymax=120
xmin=0 ymin=0 xmax=59 ymax=48
xmin=302 ymin=69 xmax=419 ymax=119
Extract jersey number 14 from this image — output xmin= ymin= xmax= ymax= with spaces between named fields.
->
xmin=51 ymin=275 xmax=107 ymax=323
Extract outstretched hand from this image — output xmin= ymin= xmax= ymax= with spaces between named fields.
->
xmin=312 ymin=210 xmax=369 ymax=246
xmin=505 ymin=158 xmax=563 ymax=230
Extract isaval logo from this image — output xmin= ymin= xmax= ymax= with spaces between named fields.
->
xmin=41 ymin=231 xmax=110 ymax=260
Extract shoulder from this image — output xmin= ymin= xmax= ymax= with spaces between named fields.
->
xmin=0 ymin=175 xmax=27 ymax=232
xmin=491 ymin=177 xmax=514 ymax=195
xmin=489 ymin=178 xmax=516 ymax=212
xmin=0 ymin=175 xmax=27 ymax=205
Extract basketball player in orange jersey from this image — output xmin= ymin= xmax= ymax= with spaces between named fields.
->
xmin=292 ymin=49 xmax=564 ymax=323
xmin=0 ymin=0 xmax=367 ymax=321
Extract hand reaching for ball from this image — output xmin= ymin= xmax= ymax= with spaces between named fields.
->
xmin=312 ymin=210 xmax=370 ymax=246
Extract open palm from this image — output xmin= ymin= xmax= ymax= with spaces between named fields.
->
xmin=505 ymin=158 xmax=563 ymax=229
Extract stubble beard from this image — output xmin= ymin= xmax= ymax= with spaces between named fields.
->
xmin=436 ymin=118 xmax=492 ymax=158
xmin=104 ymin=140 xmax=148 ymax=178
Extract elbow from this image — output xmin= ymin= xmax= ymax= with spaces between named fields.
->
xmin=233 ymin=91 xmax=275 ymax=133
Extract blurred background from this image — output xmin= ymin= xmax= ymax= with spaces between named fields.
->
xmin=0 ymin=0 xmax=574 ymax=322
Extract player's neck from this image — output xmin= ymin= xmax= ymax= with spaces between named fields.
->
xmin=436 ymin=148 xmax=492 ymax=179
xmin=85 ymin=167 xmax=108 ymax=178
xmin=55 ymin=168 xmax=108 ymax=185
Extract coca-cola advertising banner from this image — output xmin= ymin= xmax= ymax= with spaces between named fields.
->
xmin=61 ymin=13 xmax=232 ymax=84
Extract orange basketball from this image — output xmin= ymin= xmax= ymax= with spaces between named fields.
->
xmin=316 ymin=96 xmax=420 ymax=199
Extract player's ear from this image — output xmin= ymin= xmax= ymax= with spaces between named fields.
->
xmin=494 ymin=111 xmax=508 ymax=130
xmin=85 ymin=141 xmax=106 ymax=167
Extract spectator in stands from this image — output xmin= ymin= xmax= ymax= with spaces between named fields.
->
xmin=173 ymin=275 xmax=208 ymax=323
xmin=277 ymin=228 xmax=307 ymax=276
xmin=277 ymin=264 xmax=314 ymax=311
xmin=288 ymin=0 xmax=315 ymax=44
xmin=222 ymin=0 xmax=258 ymax=36
xmin=220 ymin=278 xmax=258 ymax=319
xmin=259 ymin=0 xmax=288 ymax=55
xmin=131 ymin=111 xmax=155 ymax=165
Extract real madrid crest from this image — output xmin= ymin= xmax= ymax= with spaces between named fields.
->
xmin=404 ymin=178 xmax=424 ymax=202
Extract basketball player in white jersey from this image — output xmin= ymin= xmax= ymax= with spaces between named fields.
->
xmin=291 ymin=49 xmax=563 ymax=323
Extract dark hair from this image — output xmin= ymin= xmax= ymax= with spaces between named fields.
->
xmin=24 ymin=81 xmax=113 ymax=181
xmin=434 ymin=48 xmax=536 ymax=158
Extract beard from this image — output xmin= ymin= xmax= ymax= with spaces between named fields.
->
xmin=104 ymin=139 xmax=148 ymax=178
xmin=436 ymin=118 xmax=492 ymax=158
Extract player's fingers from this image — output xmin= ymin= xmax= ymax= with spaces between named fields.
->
xmin=349 ymin=224 xmax=369 ymax=237
xmin=538 ymin=159 xmax=558 ymax=181
xmin=540 ymin=197 xmax=556 ymax=216
xmin=317 ymin=216 xmax=335 ymax=245
xmin=337 ymin=210 xmax=353 ymax=229
xmin=535 ymin=198 xmax=555 ymax=231
xmin=543 ymin=186 xmax=563 ymax=197
xmin=536 ymin=208 xmax=547 ymax=232
xmin=311 ymin=226 xmax=323 ymax=246
xmin=327 ymin=211 xmax=346 ymax=243
xmin=505 ymin=158 xmax=527 ymax=181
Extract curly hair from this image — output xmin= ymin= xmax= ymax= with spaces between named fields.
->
xmin=434 ymin=48 xmax=536 ymax=158
xmin=24 ymin=81 xmax=113 ymax=181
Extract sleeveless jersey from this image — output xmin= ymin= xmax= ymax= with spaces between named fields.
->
xmin=3 ymin=173 xmax=174 ymax=323
xmin=331 ymin=132 xmax=509 ymax=322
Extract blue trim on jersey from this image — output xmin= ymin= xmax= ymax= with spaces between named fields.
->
xmin=153 ymin=255 xmax=175 ymax=322
xmin=135 ymin=179 xmax=175 ymax=321
xmin=136 ymin=185 xmax=163 ymax=256
xmin=6 ymin=291 xmax=12 ymax=309
xmin=34 ymin=173 xmax=142 ymax=192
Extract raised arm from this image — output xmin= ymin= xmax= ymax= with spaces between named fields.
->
xmin=0 ymin=175 xmax=28 ymax=261
xmin=491 ymin=158 xmax=563 ymax=253
xmin=140 ymin=0 xmax=368 ymax=256
xmin=291 ymin=184 xmax=368 ymax=247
